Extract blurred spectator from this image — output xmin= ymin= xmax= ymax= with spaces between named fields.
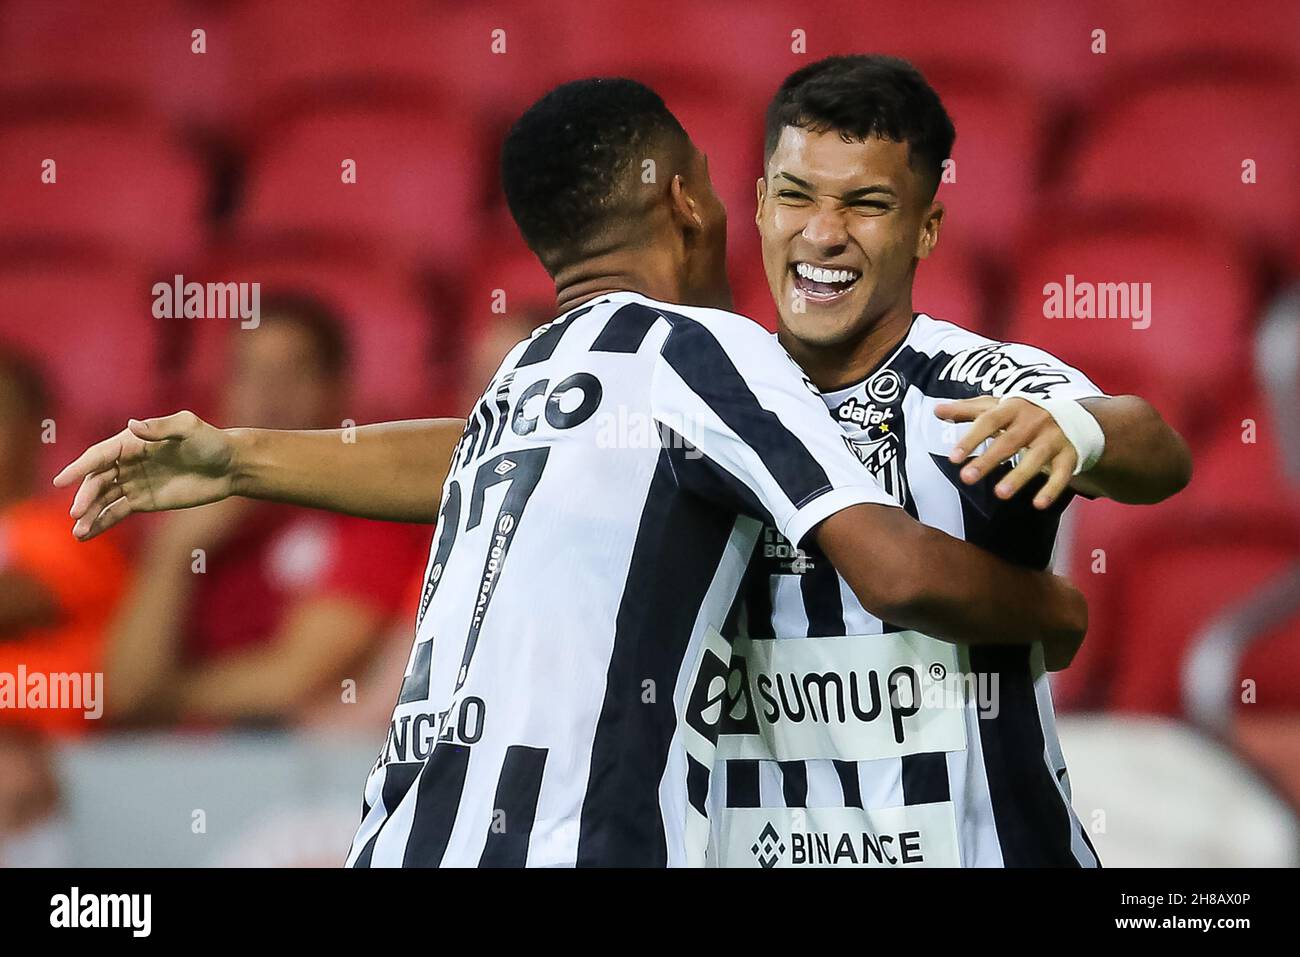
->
xmin=457 ymin=304 xmax=553 ymax=414
xmin=0 ymin=350 xmax=126 ymax=736
xmin=0 ymin=727 xmax=69 ymax=867
xmin=104 ymin=296 xmax=427 ymax=727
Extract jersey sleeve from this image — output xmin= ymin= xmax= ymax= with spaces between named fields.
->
xmin=650 ymin=313 xmax=897 ymax=547
xmin=943 ymin=339 xmax=1108 ymax=402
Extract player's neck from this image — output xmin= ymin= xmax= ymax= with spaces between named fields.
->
xmin=552 ymin=248 xmax=687 ymax=316
xmin=780 ymin=303 xmax=915 ymax=393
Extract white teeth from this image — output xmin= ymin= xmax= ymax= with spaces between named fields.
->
xmin=795 ymin=263 xmax=859 ymax=285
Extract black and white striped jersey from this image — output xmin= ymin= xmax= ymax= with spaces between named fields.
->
xmin=345 ymin=291 xmax=896 ymax=868
xmin=710 ymin=313 xmax=1105 ymax=868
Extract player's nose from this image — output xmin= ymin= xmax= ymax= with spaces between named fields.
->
xmin=800 ymin=206 xmax=849 ymax=252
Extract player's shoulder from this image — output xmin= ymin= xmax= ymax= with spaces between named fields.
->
xmin=911 ymin=312 xmax=1073 ymax=364
xmin=633 ymin=294 xmax=788 ymax=363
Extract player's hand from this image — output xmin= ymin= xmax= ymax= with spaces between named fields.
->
xmin=52 ymin=411 xmax=237 ymax=541
xmin=935 ymin=396 xmax=1076 ymax=510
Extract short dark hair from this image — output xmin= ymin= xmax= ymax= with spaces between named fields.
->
xmin=501 ymin=78 xmax=689 ymax=269
xmin=257 ymin=291 xmax=350 ymax=378
xmin=764 ymin=55 xmax=955 ymax=196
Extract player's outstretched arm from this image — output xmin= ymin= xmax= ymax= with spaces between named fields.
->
xmin=53 ymin=410 xmax=467 ymax=540
xmin=815 ymin=502 xmax=1088 ymax=670
xmin=937 ymin=394 xmax=1192 ymax=508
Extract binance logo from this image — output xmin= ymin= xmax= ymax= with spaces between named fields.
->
xmin=751 ymin=822 xmax=786 ymax=869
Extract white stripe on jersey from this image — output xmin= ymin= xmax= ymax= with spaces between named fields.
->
xmin=710 ymin=313 xmax=1105 ymax=868
xmin=346 ymin=292 xmax=896 ymax=868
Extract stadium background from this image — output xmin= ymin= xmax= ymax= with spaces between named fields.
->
xmin=0 ymin=0 xmax=1297 ymax=866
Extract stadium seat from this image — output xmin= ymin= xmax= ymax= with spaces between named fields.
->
xmin=913 ymin=242 xmax=991 ymax=334
xmin=224 ymin=0 xmax=558 ymax=128
xmin=1060 ymin=68 xmax=1300 ymax=264
xmin=0 ymin=117 xmax=207 ymax=264
xmin=927 ymin=70 xmax=1046 ymax=260
xmin=0 ymin=257 xmax=160 ymax=462
xmin=1003 ymin=217 xmax=1257 ymax=439
xmin=183 ymin=247 xmax=454 ymax=421
xmin=236 ymin=101 xmax=488 ymax=268
xmin=1082 ymin=0 xmax=1300 ymax=75
xmin=1054 ymin=395 xmax=1299 ymax=715
xmin=0 ymin=0 xmax=225 ymax=124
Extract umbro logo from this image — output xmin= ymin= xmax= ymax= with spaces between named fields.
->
xmin=751 ymin=822 xmax=786 ymax=869
xmin=494 ymin=459 xmax=517 ymax=476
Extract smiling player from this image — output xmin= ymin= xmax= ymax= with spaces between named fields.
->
xmin=707 ymin=55 xmax=1192 ymax=868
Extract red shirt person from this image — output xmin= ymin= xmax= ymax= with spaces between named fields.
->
xmin=104 ymin=295 xmax=428 ymax=726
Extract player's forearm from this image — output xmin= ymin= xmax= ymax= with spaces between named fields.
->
xmin=1072 ymin=396 xmax=1192 ymax=504
xmin=227 ymin=418 xmax=466 ymax=523
xmin=817 ymin=504 xmax=1087 ymax=650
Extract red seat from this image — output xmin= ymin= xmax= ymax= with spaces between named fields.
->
xmin=1108 ymin=514 xmax=1300 ymax=716
xmin=913 ymin=243 xmax=990 ymax=335
xmin=224 ymin=0 xmax=555 ymax=128
xmin=237 ymin=102 xmax=487 ymax=268
xmin=1082 ymin=0 xmax=1300 ymax=74
xmin=1061 ymin=70 xmax=1300 ymax=264
xmin=182 ymin=248 xmax=453 ymax=421
xmin=0 ymin=0 xmax=224 ymax=124
xmin=0 ymin=118 xmax=206 ymax=263
xmin=1054 ymin=397 xmax=1299 ymax=713
xmin=928 ymin=72 xmax=1045 ymax=259
xmin=0 ymin=257 xmax=160 ymax=460
xmin=1004 ymin=218 xmax=1257 ymax=439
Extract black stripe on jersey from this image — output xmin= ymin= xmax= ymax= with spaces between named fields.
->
xmin=726 ymin=760 xmax=761 ymax=808
xmin=930 ymin=454 xmax=1066 ymax=567
xmin=590 ymin=301 xmax=662 ymax=353
xmin=515 ymin=303 xmax=597 ymax=367
xmin=833 ymin=761 xmax=863 ymax=808
xmin=779 ymin=761 xmax=808 ymax=807
xmin=403 ymin=743 xmax=472 ymax=867
xmin=901 ymin=751 xmax=951 ymax=805
xmin=968 ymin=644 xmax=1080 ymax=866
xmin=799 ymin=539 xmax=845 ymax=637
xmin=656 ymin=309 xmax=833 ymax=510
xmin=576 ymin=450 xmax=738 ymax=866
xmin=479 ymin=745 xmax=548 ymax=867
xmin=687 ymin=754 xmax=710 ymax=816
xmin=472 ymin=398 xmax=495 ymax=461
xmin=742 ymin=563 xmax=776 ymax=640
xmin=660 ymin=425 xmax=776 ymax=528
xmin=351 ymin=762 xmax=422 ymax=868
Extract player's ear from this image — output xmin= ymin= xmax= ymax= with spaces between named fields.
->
xmin=669 ymin=173 xmax=704 ymax=233
xmin=916 ymin=200 xmax=944 ymax=260
xmin=754 ymin=176 xmax=766 ymax=228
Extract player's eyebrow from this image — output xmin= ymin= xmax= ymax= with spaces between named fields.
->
xmin=843 ymin=184 xmax=897 ymax=201
xmin=773 ymin=171 xmax=815 ymax=190
xmin=773 ymin=172 xmax=896 ymax=200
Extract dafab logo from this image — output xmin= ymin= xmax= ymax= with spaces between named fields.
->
xmin=751 ymin=822 xmax=786 ymax=869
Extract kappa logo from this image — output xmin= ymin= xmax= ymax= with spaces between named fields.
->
xmin=751 ymin=822 xmax=786 ymax=869
xmin=937 ymin=345 xmax=1071 ymax=397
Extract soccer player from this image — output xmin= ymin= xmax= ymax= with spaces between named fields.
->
xmin=54 ymin=79 xmax=1087 ymax=867
xmin=708 ymin=55 xmax=1192 ymax=868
